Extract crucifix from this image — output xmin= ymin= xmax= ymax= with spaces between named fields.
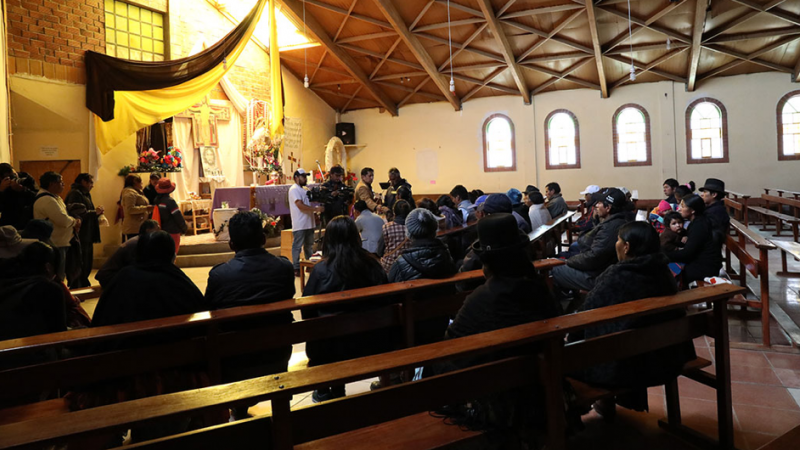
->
xmin=176 ymin=94 xmax=232 ymax=148
xmin=286 ymin=151 xmax=297 ymax=174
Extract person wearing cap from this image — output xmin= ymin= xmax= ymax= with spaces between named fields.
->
xmin=355 ymin=167 xmax=388 ymax=214
xmin=580 ymin=185 xmax=601 ymax=209
xmin=65 ymin=173 xmax=104 ymax=288
xmin=507 ymin=188 xmax=530 ymax=227
xmin=574 ymin=186 xmax=601 ymax=233
xmin=33 ymin=171 xmax=80 ymax=282
xmin=354 ymin=200 xmax=385 ymax=255
xmin=551 ymin=188 xmax=630 ymax=294
xmin=120 ymin=174 xmax=154 ymax=241
xmin=153 ymin=178 xmax=187 ymax=253
xmin=0 ymin=225 xmax=37 ymax=259
xmin=289 ymin=169 xmax=325 ymax=275
xmin=320 ymin=165 xmax=351 ymax=224
xmin=527 ymin=191 xmax=552 ymax=231
xmin=545 ymin=182 xmax=568 ymax=218
xmin=698 ymin=178 xmax=730 ymax=234
xmin=384 ymin=167 xmax=413 ymax=212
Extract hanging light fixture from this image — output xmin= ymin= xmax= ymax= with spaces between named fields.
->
xmin=447 ymin=0 xmax=455 ymax=93
xmin=303 ymin=0 xmax=309 ymax=88
xmin=666 ymin=37 xmax=671 ymax=51
xmin=627 ymin=0 xmax=635 ymax=81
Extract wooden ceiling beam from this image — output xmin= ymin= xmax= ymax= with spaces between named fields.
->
xmin=374 ymin=0 xmax=461 ymax=110
xmin=448 ymin=62 xmax=507 ymax=73
xmin=280 ymin=0 xmax=398 ymax=116
xmin=476 ymin=0 xmax=530 ymax=103
xmin=502 ymin=19 xmax=592 ymax=54
xmin=398 ymin=78 xmax=432 ymax=107
xmin=341 ymin=86 xmax=364 ymax=113
xmin=451 ymin=72 xmax=519 ymax=95
xmin=605 ymin=42 xmax=689 ymax=56
xmin=376 ymin=80 xmax=446 ymax=101
xmin=499 ymin=3 xmax=583 ymax=19
xmin=611 ymin=48 xmax=688 ymax=90
xmin=433 ymin=0 xmax=484 ymax=18
xmin=607 ymin=54 xmax=686 ymax=83
xmin=601 ymin=3 xmax=691 ymax=48
xmin=462 ymin=67 xmax=507 ymax=102
xmin=531 ymin=58 xmax=595 ymax=95
xmin=373 ymin=71 xmax=428 ymax=81
xmin=601 ymin=0 xmax=687 ymax=54
xmin=304 ymin=0 xmax=392 ymax=29
xmin=703 ymin=0 xmax=786 ymax=42
xmin=339 ymin=43 xmax=425 ymax=70
xmin=524 ymin=61 xmax=599 ymax=90
xmin=520 ymin=52 xmax=587 ymax=64
xmin=337 ymin=31 xmax=397 ymax=44
xmin=312 ymin=86 xmax=378 ymax=102
xmin=369 ymin=38 xmax=402 ymax=78
xmin=701 ymin=37 xmax=798 ymax=78
xmin=312 ymin=79 xmax=359 ymax=87
xmin=311 ymin=0 xmax=360 ymax=83
xmin=731 ymin=0 xmax=800 ymax=28
xmin=415 ymin=32 xmax=506 ymax=63
xmin=793 ymin=55 xmax=800 ymax=82
xmin=281 ymin=55 xmax=351 ymax=77
xmin=585 ymin=0 xmax=608 ymax=97
xmin=687 ymin=0 xmax=709 ymax=91
xmin=438 ymin=23 xmax=488 ymax=71
xmin=517 ymin=9 xmax=583 ymax=63
xmin=412 ymin=18 xmax=485 ymax=33
xmin=706 ymin=27 xmax=800 ymax=44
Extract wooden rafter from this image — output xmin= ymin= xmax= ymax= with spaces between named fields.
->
xmin=516 ymin=9 xmax=583 ymax=63
xmin=707 ymin=27 xmax=800 ymax=44
xmin=416 ymin=33 xmax=505 ymax=63
xmin=313 ymin=87 xmax=379 ymax=103
xmin=585 ymin=0 xmax=608 ymax=97
xmin=477 ymin=0 xmax=530 ymax=103
xmin=376 ymin=81 xmax=446 ymax=101
xmin=601 ymin=0 xmax=687 ymax=54
xmin=337 ymin=31 xmax=397 ymax=44
xmin=522 ymin=59 xmax=598 ymax=90
xmin=304 ymin=0 xmax=392 ymax=29
xmin=687 ymin=0 xmax=709 ymax=91
xmin=399 ymin=78 xmax=432 ymax=107
xmin=342 ymin=86 xmax=364 ymax=112
xmin=700 ymin=37 xmax=798 ymax=80
xmin=601 ymin=4 xmax=691 ymax=48
xmin=611 ymin=48 xmax=689 ymax=90
xmin=433 ymin=0 xmax=483 ymax=18
xmin=521 ymin=52 xmax=587 ymax=64
xmin=452 ymin=73 xmax=519 ymax=95
xmin=502 ymin=19 xmax=592 ymax=54
xmin=605 ymin=42 xmax=688 ymax=56
xmin=448 ymin=62 xmax=507 ymax=73
xmin=280 ymin=0 xmax=398 ymax=115
xmin=462 ymin=67 xmax=507 ymax=102
xmin=311 ymin=0 xmax=360 ymax=84
xmin=374 ymin=0 xmax=461 ymax=110
xmin=282 ymin=55 xmax=351 ymax=77
xmin=499 ymin=3 xmax=583 ymax=19
xmin=703 ymin=0 xmax=786 ymax=42
xmin=606 ymin=54 xmax=686 ymax=83
xmin=731 ymin=0 xmax=800 ymax=28
xmin=531 ymin=58 xmax=595 ymax=95
xmin=438 ymin=23 xmax=488 ymax=71
xmin=339 ymin=43 xmax=424 ymax=70
xmin=412 ymin=18 xmax=485 ymax=32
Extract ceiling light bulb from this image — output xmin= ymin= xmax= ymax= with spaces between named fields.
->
xmin=449 ymin=77 xmax=455 ymax=93
xmin=337 ymin=84 xmax=341 ymax=91
xmin=629 ymin=65 xmax=636 ymax=81
xmin=303 ymin=75 xmax=309 ymax=88
xmin=400 ymin=78 xmax=404 ymax=84
xmin=666 ymin=37 xmax=671 ymax=50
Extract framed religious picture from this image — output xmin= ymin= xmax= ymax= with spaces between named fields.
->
xmin=200 ymin=146 xmax=225 ymax=182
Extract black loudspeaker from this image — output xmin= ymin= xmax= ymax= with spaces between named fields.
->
xmin=336 ymin=123 xmax=355 ymax=145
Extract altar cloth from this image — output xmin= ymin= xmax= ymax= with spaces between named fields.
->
xmin=213 ymin=184 xmax=319 ymax=217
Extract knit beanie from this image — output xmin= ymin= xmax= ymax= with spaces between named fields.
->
xmin=405 ymin=208 xmax=439 ymax=239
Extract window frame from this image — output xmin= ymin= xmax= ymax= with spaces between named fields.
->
xmin=612 ymin=104 xmax=652 ymax=167
xmin=776 ymin=90 xmax=800 ymax=161
xmin=482 ymin=114 xmax=517 ymax=173
xmin=685 ymin=97 xmax=729 ymax=165
xmin=104 ymin=0 xmax=170 ymax=61
xmin=544 ymin=109 xmax=581 ymax=170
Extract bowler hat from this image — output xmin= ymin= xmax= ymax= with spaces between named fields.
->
xmin=155 ymin=178 xmax=176 ymax=194
xmin=472 ymin=214 xmax=529 ymax=255
xmin=698 ymin=178 xmax=725 ymax=193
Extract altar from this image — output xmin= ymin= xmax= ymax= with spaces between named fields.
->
xmin=213 ymin=184 xmax=320 ymax=217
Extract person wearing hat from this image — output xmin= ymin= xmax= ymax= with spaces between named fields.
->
xmin=545 ymin=182 xmax=568 ymax=218
xmin=389 ymin=208 xmax=456 ymax=284
xmin=0 ymin=226 xmax=37 ymax=259
xmin=698 ymin=178 xmax=730 ymax=234
xmin=573 ymin=186 xmax=601 ymax=233
xmin=289 ymin=168 xmax=325 ymax=276
xmin=665 ymin=194 xmax=723 ymax=285
xmin=355 ymin=167 xmax=389 ymax=215
xmin=552 ymin=188 xmax=630 ymax=295
xmin=479 ymin=193 xmax=530 ymax=234
xmin=153 ymin=178 xmax=187 ymax=253
xmin=507 ymin=188 xmax=531 ymax=227
xmin=33 ymin=171 xmax=80 ymax=281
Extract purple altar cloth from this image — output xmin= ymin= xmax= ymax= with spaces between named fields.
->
xmin=213 ymin=185 xmax=319 ymax=217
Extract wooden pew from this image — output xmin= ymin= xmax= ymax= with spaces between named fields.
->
xmin=528 ymin=211 xmax=578 ymax=257
xmin=724 ymin=219 xmax=777 ymax=346
xmin=68 ymin=285 xmax=102 ymax=302
xmin=764 ymin=188 xmax=800 ymax=200
xmin=758 ymin=424 xmax=800 ymax=450
xmin=0 ymin=284 xmax=746 ymax=450
xmin=0 ymin=260 xmax=564 ymax=427
xmin=770 ymin=239 xmax=800 ymax=277
xmin=724 ymin=197 xmax=749 ymax=225
xmin=751 ymin=194 xmax=800 ymax=241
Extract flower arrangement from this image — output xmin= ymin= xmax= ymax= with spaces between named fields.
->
xmin=250 ymin=208 xmax=281 ymax=237
xmin=118 ymin=164 xmax=137 ymax=177
xmin=132 ymin=147 xmax=183 ymax=173
xmin=247 ymin=127 xmax=283 ymax=177
xmin=346 ymin=172 xmax=358 ymax=187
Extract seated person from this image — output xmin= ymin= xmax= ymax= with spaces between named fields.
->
xmin=417 ymin=197 xmax=445 ymax=230
xmin=507 ymin=188 xmax=530 ymax=227
xmin=663 ymin=178 xmax=679 ymax=204
xmin=551 ymin=188 xmax=629 ymax=293
xmin=659 ymin=211 xmax=686 ymax=252
xmin=435 ymin=214 xmax=561 ymax=434
xmin=302 ymin=216 xmax=389 ymax=403
xmin=545 ymin=182 xmax=568 ymax=218
xmin=573 ymin=185 xmax=601 ymax=233
xmin=389 ymin=208 xmax=456 ymax=284
xmin=698 ymin=178 xmax=730 ymax=234
xmin=95 ymin=220 xmax=160 ymax=288
xmin=450 ymin=185 xmax=475 ymax=224
xmin=674 ymin=181 xmax=696 ymax=206
xmin=568 ymin=222 xmax=695 ymax=416
xmin=436 ymin=194 xmax=463 ymax=230
xmin=527 ymin=191 xmax=552 ymax=231
xmin=354 ymin=200 xmax=385 ymax=255
xmin=205 ymin=211 xmax=295 ymax=421
xmin=379 ymin=200 xmax=412 ymax=272
xmin=665 ymin=194 xmax=723 ymax=285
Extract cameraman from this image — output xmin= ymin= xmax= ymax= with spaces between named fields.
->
xmin=289 ymin=169 xmax=324 ymax=276
xmin=321 ymin=165 xmax=351 ymax=223
xmin=0 ymin=163 xmax=36 ymax=230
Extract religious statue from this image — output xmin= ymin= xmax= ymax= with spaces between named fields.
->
xmin=176 ymin=94 xmax=232 ymax=148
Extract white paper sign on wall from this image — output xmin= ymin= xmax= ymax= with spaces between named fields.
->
xmin=284 ymin=118 xmax=303 ymax=158
xmin=416 ymin=149 xmax=439 ymax=185
xmin=40 ymin=146 xmax=58 ymax=158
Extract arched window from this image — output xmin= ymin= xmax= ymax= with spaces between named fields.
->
xmin=613 ymin=104 xmax=651 ymax=167
xmin=482 ymin=114 xmax=516 ymax=172
xmin=545 ymin=110 xmax=580 ymax=170
xmin=686 ymin=98 xmax=729 ymax=164
xmin=777 ymin=91 xmax=800 ymax=161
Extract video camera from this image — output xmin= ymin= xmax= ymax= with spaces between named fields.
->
xmin=307 ymin=185 xmax=354 ymax=204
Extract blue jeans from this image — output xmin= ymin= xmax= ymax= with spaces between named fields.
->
xmin=292 ymin=229 xmax=315 ymax=270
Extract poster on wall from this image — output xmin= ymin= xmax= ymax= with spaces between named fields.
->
xmin=284 ymin=117 xmax=303 ymax=167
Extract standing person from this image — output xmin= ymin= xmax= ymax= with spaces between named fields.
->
xmin=153 ymin=178 xmax=187 ymax=253
xmin=545 ymin=182 xmax=568 ymax=218
xmin=527 ymin=191 xmax=552 ymax=231
xmin=143 ymin=172 xmax=161 ymax=205
xmin=33 ymin=171 xmax=80 ymax=282
xmin=321 ymin=165 xmax=351 ymax=224
xmin=663 ymin=178 xmax=679 ymax=204
xmin=205 ymin=211 xmax=295 ymax=421
xmin=354 ymin=200 xmax=385 ymax=255
xmin=65 ymin=174 xmax=103 ymax=288
xmin=379 ymin=200 xmax=412 ymax=272
xmin=288 ymin=169 xmax=324 ymax=277
xmin=355 ymin=167 xmax=388 ymax=214
xmin=665 ymin=194 xmax=723 ymax=285
xmin=698 ymin=178 xmax=730 ymax=233
xmin=0 ymin=163 xmax=36 ymax=230
xmin=384 ymin=167 xmax=413 ymax=211
xmin=120 ymin=174 xmax=153 ymax=241
xmin=302 ymin=216 xmax=388 ymax=403
xmin=450 ymin=185 xmax=475 ymax=224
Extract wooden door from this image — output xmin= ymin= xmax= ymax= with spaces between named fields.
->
xmin=19 ymin=160 xmax=81 ymax=200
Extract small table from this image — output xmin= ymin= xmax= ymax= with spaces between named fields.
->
xmin=299 ymin=258 xmax=322 ymax=292
xmin=179 ymin=199 xmax=213 ymax=235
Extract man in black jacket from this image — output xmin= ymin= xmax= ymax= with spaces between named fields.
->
xmin=204 ymin=211 xmax=295 ymax=420
xmin=551 ymin=188 xmax=629 ymax=293
xmin=384 ymin=167 xmax=412 ymax=212
xmin=65 ymin=173 xmax=104 ymax=288
xmin=0 ymin=163 xmax=36 ymax=231
xmin=698 ymin=178 xmax=730 ymax=234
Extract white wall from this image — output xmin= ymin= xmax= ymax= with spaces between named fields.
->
xmin=0 ymin=5 xmax=10 ymax=163
xmin=342 ymin=72 xmax=800 ymax=200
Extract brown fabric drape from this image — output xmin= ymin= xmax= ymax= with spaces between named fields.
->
xmin=86 ymin=0 xmax=267 ymax=122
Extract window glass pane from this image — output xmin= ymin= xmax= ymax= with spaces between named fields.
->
xmin=142 ymin=23 xmax=152 ymax=38
xmin=781 ymin=96 xmax=800 ymax=156
xmin=142 ymin=38 xmax=153 ymax=52
xmin=106 ymin=28 xmax=115 ymax=44
xmin=548 ymin=112 xmax=577 ymax=166
xmin=130 ymin=34 xmax=141 ymax=49
xmin=616 ymin=107 xmax=647 ymax=163
xmin=116 ymin=31 xmax=128 ymax=47
xmin=154 ymin=26 xmax=164 ymax=41
xmin=115 ymin=0 xmax=126 ymax=15
xmin=128 ymin=4 xmax=139 ymax=20
xmin=106 ymin=12 xmax=115 ymax=28
xmin=690 ymin=102 xmax=723 ymax=160
xmin=116 ymin=16 xmax=127 ymax=31
xmin=129 ymin=19 xmax=140 ymax=35
xmin=105 ymin=1 xmax=166 ymax=61
xmin=153 ymin=12 xmax=163 ymax=26
xmin=485 ymin=117 xmax=513 ymax=169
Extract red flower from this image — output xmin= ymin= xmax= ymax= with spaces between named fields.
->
xmin=270 ymin=221 xmax=277 ymax=226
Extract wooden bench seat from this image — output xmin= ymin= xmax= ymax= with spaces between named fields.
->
xmin=758 ymin=424 xmax=800 ymax=449
xmin=0 ymin=284 xmax=745 ymax=450
xmin=750 ymin=194 xmax=800 ymax=241
xmin=770 ymin=239 xmax=800 ymax=277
